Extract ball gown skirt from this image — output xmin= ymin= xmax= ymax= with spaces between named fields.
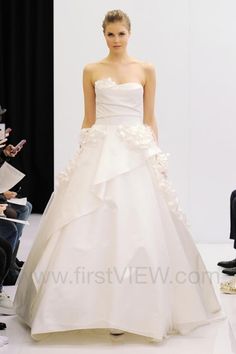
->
xmin=14 ymin=78 xmax=224 ymax=342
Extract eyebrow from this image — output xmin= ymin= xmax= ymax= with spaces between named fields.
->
xmin=107 ymin=31 xmax=125 ymax=35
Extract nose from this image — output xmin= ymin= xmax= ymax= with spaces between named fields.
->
xmin=113 ymin=35 xmax=120 ymax=43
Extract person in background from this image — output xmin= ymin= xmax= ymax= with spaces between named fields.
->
xmin=217 ymin=190 xmax=236 ymax=276
xmin=0 ymin=105 xmax=31 ymax=284
xmin=0 ymin=235 xmax=12 ymax=348
xmin=0 ymin=195 xmax=19 ymax=285
xmin=1 ymin=190 xmax=32 ymax=278
xmin=218 ymin=190 xmax=236 ymax=294
xmin=0 ymin=104 xmax=25 ymax=164
xmin=0 ymin=199 xmax=15 ymax=318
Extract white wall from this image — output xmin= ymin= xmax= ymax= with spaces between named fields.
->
xmin=54 ymin=0 xmax=236 ymax=243
xmin=188 ymin=0 xmax=236 ymax=242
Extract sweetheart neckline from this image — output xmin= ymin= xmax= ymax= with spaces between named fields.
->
xmin=94 ymin=77 xmax=143 ymax=89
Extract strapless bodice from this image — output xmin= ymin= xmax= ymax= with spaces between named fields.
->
xmin=95 ymin=77 xmax=143 ymax=125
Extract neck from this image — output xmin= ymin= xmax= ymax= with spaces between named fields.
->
xmin=106 ymin=51 xmax=130 ymax=63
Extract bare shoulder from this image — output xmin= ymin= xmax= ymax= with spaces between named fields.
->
xmin=140 ymin=61 xmax=156 ymax=77
xmin=140 ymin=61 xmax=156 ymax=86
xmin=83 ymin=63 xmax=94 ymax=83
xmin=83 ymin=62 xmax=99 ymax=76
xmin=131 ymin=58 xmax=155 ymax=70
xmin=130 ymin=59 xmax=156 ymax=84
xmin=83 ymin=61 xmax=107 ymax=84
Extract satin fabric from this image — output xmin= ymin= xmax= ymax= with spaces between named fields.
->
xmin=14 ymin=78 xmax=224 ymax=341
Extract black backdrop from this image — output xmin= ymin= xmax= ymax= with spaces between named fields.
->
xmin=0 ymin=0 xmax=53 ymax=213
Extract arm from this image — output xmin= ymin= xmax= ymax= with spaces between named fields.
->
xmin=143 ymin=63 xmax=158 ymax=143
xmin=81 ymin=64 xmax=96 ymax=129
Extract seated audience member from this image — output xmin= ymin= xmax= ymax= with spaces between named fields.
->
xmin=2 ymin=190 xmax=32 ymax=239
xmin=0 ymin=195 xmax=19 ymax=285
xmin=0 ymin=191 xmax=32 ymax=285
xmin=0 ymin=124 xmax=31 ymax=284
xmin=1 ymin=191 xmax=32 ymax=270
xmin=0 ymin=237 xmax=14 ymax=315
xmin=0 ymin=194 xmax=18 ymax=250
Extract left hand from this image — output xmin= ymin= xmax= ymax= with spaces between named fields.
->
xmin=3 ymin=191 xmax=17 ymax=199
xmin=3 ymin=144 xmax=21 ymax=157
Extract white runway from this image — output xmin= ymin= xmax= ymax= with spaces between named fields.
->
xmin=1 ymin=214 xmax=236 ymax=354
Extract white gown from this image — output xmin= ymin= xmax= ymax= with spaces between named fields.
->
xmin=14 ymin=77 xmax=224 ymax=342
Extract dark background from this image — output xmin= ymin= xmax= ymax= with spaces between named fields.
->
xmin=0 ymin=0 xmax=53 ymax=213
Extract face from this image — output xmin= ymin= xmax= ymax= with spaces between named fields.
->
xmin=0 ymin=204 xmax=7 ymax=214
xmin=104 ymin=21 xmax=130 ymax=53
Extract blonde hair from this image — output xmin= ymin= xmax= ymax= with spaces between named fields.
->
xmin=102 ymin=9 xmax=131 ymax=33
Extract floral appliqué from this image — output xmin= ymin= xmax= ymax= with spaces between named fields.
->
xmin=56 ymin=126 xmax=107 ymax=186
xmin=116 ymin=124 xmax=156 ymax=149
xmin=94 ymin=77 xmax=116 ymax=89
xmin=79 ymin=126 xmax=107 ymax=147
xmin=150 ymin=153 xmax=190 ymax=229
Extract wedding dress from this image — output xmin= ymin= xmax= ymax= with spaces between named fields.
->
xmin=14 ymin=77 xmax=224 ymax=341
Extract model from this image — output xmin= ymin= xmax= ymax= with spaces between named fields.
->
xmin=14 ymin=9 xmax=224 ymax=342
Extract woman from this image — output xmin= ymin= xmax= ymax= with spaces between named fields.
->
xmin=0 ymin=235 xmax=14 ymax=316
xmin=14 ymin=9 xmax=224 ymax=342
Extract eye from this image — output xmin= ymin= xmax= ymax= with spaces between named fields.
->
xmin=119 ymin=32 xmax=126 ymax=36
xmin=107 ymin=33 xmax=114 ymax=37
